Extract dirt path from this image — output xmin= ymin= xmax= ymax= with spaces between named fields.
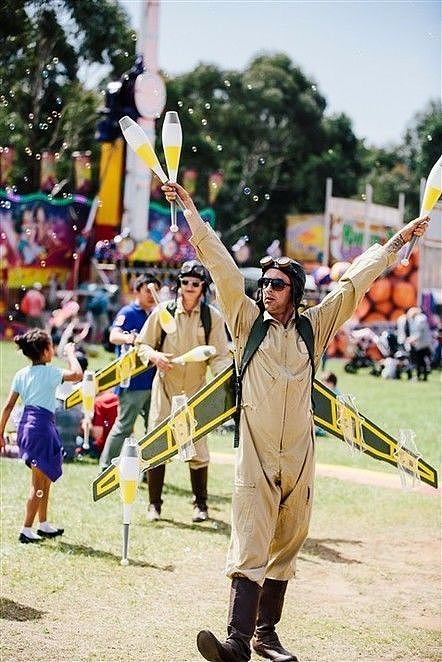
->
xmin=211 ymin=452 xmax=440 ymax=496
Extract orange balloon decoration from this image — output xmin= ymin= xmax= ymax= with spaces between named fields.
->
xmin=355 ymin=296 xmax=371 ymax=320
xmin=392 ymin=281 xmax=416 ymax=310
xmin=390 ymin=307 xmax=405 ymax=321
xmin=376 ymin=300 xmax=393 ymax=316
xmin=368 ymin=278 xmax=392 ymax=303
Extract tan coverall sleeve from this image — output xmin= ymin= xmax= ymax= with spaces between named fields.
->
xmin=304 ymin=244 xmax=397 ymax=369
xmin=191 ymin=224 xmax=258 ymax=359
xmin=135 ymin=307 xmax=162 ymax=366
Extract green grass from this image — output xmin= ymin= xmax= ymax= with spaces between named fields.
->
xmin=1 ymin=341 xmax=441 ymax=661
xmin=1 ymin=340 xmax=440 ymax=475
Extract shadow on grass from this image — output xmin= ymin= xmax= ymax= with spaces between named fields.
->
xmin=48 ymin=542 xmax=175 ymax=571
xmin=0 ymin=597 xmax=44 ymax=621
xmin=163 ymin=483 xmax=232 ymax=504
xmin=149 ymin=516 xmax=231 ymax=536
xmin=301 ymin=538 xmax=362 ymax=564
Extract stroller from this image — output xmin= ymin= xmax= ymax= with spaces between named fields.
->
xmin=344 ymin=343 xmax=375 ymax=374
xmin=344 ymin=328 xmax=379 ymax=374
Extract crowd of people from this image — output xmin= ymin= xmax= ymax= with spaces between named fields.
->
xmin=0 ymin=178 xmax=436 ymax=661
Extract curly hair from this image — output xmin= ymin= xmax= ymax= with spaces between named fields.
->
xmin=14 ymin=329 xmax=52 ymax=362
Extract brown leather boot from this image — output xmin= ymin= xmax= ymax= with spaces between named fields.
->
xmin=252 ymin=579 xmax=298 ymax=661
xmin=147 ymin=464 xmax=165 ymax=518
xmin=197 ymin=577 xmax=261 ymax=661
xmin=190 ymin=466 xmax=209 ymax=522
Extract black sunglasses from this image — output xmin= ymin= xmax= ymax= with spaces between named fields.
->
xmin=258 ymin=277 xmax=291 ymax=291
xmin=180 ymin=278 xmax=203 ymax=287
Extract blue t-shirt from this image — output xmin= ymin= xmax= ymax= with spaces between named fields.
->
xmin=12 ymin=365 xmax=64 ymax=413
xmin=112 ymin=302 xmax=155 ymax=391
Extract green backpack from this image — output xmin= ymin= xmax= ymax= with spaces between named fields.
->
xmin=232 ymin=313 xmax=315 ymax=447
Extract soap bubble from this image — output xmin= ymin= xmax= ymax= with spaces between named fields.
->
xmin=253 ymin=195 xmax=259 ymax=202
xmin=258 ymin=157 xmax=266 ymax=166
xmin=243 ymin=187 xmax=251 ymax=196
xmin=36 ymin=490 xmax=43 ymax=498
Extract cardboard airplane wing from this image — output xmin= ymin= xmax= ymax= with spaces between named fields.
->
xmin=64 ymin=348 xmax=147 ymax=409
xmin=92 ymin=364 xmax=438 ymax=501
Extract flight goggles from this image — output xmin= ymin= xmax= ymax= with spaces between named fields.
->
xmin=259 ymin=256 xmax=293 ymax=270
xmin=179 ymin=261 xmax=207 ymax=280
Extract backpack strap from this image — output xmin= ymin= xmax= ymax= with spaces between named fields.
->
xmin=233 ymin=313 xmax=315 ymax=448
xmin=296 ymin=315 xmax=315 ymax=376
xmin=296 ymin=314 xmax=316 ymax=411
xmin=233 ymin=314 xmax=270 ymax=447
xmin=199 ymin=301 xmax=212 ymax=345
xmin=157 ymin=301 xmax=212 ymax=349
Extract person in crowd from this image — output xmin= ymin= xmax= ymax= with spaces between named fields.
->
xmin=99 ymin=273 xmax=159 ymax=470
xmin=407 ymin=307 xmax=433 ymax=381
xmin=323 ymin=371 xmax=340 ymax=394
xmin=162 ymin=181 xmax=429 ymax=662
xmin=0 ymin=330 xmax=82 ymax=543
xmin=136 ymin=260 xmax=231 ymax=523
xmin=431 ymin=326 xmax=442 ymax=369
xmin=78 ymin=391 xmax=119 ymax=459
xmin=20 ymin=282 xmax=46 ymax=329
xmin=86 ymin=285 xmax=111 ymax=344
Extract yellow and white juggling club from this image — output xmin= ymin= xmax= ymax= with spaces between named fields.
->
xmin=112 ymin=437 xmax=141 ymax=566
xmin=171 ymin=345 xmax=217 ymax=365
xmin=81 ymin=370 xmax=96 ymax=450
xmin=119 ymin=116 xmax=188 ymax=213
xmin=162 ymin=111 xmax=182 ymax=233
xmin=147 ymin=283 xmax=177 ymax=334
xmin=401 ymin=154 xmax=442 ymax=265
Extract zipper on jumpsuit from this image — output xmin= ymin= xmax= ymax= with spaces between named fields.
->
xmin=279 ymin=328 xmax=290 ymax=456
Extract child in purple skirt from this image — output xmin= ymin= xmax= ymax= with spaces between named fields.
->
xmin=0 ymin=329 xmax=83 ymax=543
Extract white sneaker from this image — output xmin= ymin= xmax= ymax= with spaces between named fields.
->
xmin=192 ymin=505 xmax=208 ymax=523
xmin=147 ymin=504 xmax=161 ymax=522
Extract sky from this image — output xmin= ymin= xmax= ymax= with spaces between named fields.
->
xmin=118 ymin=0 xmax=441 ymax=148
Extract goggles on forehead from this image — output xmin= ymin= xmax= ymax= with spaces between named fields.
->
xmin=258 ymin=277 xmax=291 ymax=292
xmin=259 ymin=256 xmax=292 ymax=270
xmin=179 ymin=261 xmax=207 ymax=279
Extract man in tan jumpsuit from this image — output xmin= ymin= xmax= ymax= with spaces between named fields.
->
xmin=137 ymin=261 xmax=231 ymax=523
xmin=162 ymin=182 xmax=429 ymax=662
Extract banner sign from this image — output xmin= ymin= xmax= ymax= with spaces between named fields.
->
xmin=329 ymin=215 xmax=395 ymax=262
xmin=72 ymin=150 xmax=92 ymax=196
xmin=40 ymin=150 xmax=57 ymax=193
xmin=129 ymin=202 xmax=215 ymax=264
xmin=286 ymin=214 xmax=324 ymax=263
xmin=0 ymin=190 xmax=91 ymax=287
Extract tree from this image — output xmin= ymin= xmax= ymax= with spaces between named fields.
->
xmin=162 ymin=54 xmax=365 ymax=258
xmin=0 ymin=0 xmax=135 ymax=192
xmin=362 ymin=100 xmax=442 ymax=219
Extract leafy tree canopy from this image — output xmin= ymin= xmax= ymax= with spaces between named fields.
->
xmin=0 ymin=0 xmax=136 ymax=190
xmin=161 ymin=53 xmax=366 ymax=254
